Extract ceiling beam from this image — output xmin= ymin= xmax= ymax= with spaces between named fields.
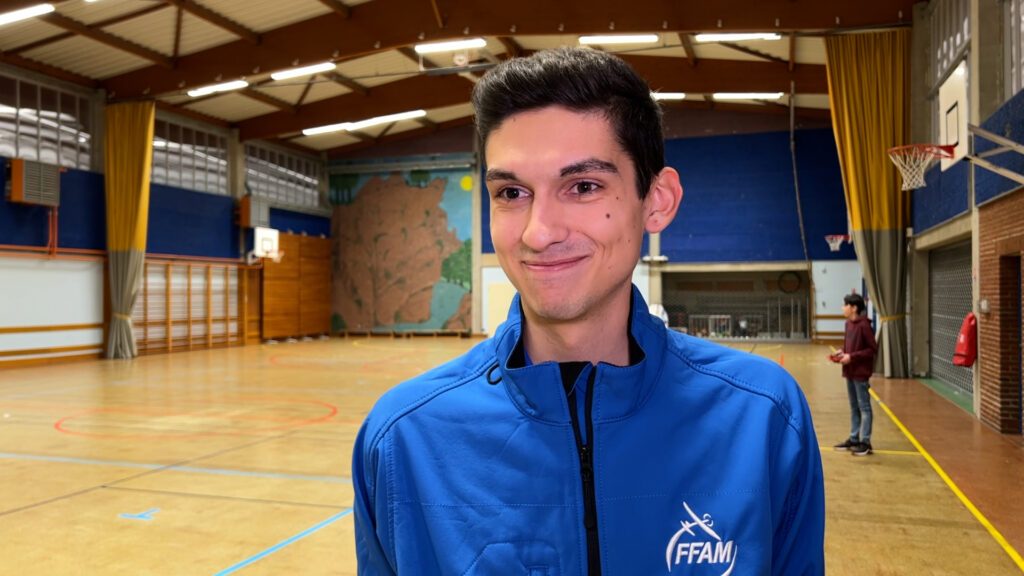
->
xmin=40 ymin=12 xmax=173 ymax=69
xmin=678 ymin=33 xmax=697 ymax=67
xmin=0 ymin=52 xmax=96 ymax=88
xmin=234 ymin=56 xmax=824 ymax=142
xmin=240 ymin=88 xmax=296 ymax=112
xmin=8 ymin=4 xmax=169 ymax=55
xmin=622 ymin=55 xmax=828 ymax=93
xmin=238 ymin=74 xmax=472 ymax=141
xmin=717 ymin=42 xmax=788 ymax=65
xmin=788 ymin=33 xmax=797 ymax=72
xmin=327 ymin=116 xmax=475 ymax=157
xmin=157 ymin=100 xmax=230 ymax=127
xmin=429 ymin=0 xmax=444 ymax=28
xmin=325 ymin=72 xmax=369 ymax=96
xmin=101 ymin=0 xmax=914 ymax=99
xmin=317 ymin=0 xmax=351 ymax=18
xmin=162 ymin=0 xmax=260 ymax=44
xmin=497 ymin=37 xmax=523 ymax=58
xmin=172 ymin=6 xmax=183 ymax=59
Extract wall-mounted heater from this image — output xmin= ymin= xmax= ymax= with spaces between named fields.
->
xmin=8 ymin=158 xmax=61 ymax=207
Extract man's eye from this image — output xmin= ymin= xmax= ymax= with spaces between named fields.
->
xmin=574 ymin=182 xmax=598 ymax=194
xmin=498 ymin=187 xmax=523 ymax=200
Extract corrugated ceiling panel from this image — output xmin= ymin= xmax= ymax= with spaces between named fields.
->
xmin=796 ymin=37 xmax=827 ymax=65
xmin=629 ymin=45 xmax=688 ymax=58
xmin=517 ymin=35 xmax=585 ymax=51
xmin=193 ymin=0 xmax=331 ymax=33
xmin=338 ymin=51 xmax=420 ymax=86
xmin=57 ymin=0 xmax=157 ymax=26
xmin=184 ymin=93 xmax=277 ymax=121
xmin=427 ymin=102 xmax=474 ymax=123
xmin=300 ymin=80 xmax=350 ymax=105
xmin=102 ymin=7 xmax=178 ymax=57
xmin=794 ymin=94 xmax=830 ymax=109
xmin=22 ymin=36 xmax=151 ymax=80
xmin=0 ymin=19 xmax=64 ymax=51
xmin=292 ymin=132 xmax=361 ymax=151
xmin=695 ymin=43 xmax=782 ymax=63
xmin=159 ymin=94 xmax=193 ymax=106
xmin=177 ymin=13 xmax=236 ymax=56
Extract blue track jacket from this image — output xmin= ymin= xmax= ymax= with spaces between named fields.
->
xmin=353 ymin=287 xmax=825 ymax=575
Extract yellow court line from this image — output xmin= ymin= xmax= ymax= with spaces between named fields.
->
xmin=870 ymin=388 xmax=1024 ymax=572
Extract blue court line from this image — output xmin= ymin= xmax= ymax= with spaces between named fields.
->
xmin=0 ymin=452 xmax=349 ymax=484
xmin=214 ymin=508 xmax=353 ymax=575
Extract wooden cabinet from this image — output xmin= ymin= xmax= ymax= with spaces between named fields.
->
xmin=261 ymin=233 xmax=331 ymax=340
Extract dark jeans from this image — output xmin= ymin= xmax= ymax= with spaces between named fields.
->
xmin=846 ymin=379 xmax=872 ymax=443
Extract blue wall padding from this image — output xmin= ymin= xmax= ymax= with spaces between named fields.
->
xmin=58 ymin=168 xmax=105 ymax=249
xmin=269 ymin=208 xmax=331 ymax=238
xmin=913 ymin=160 xmax=969 ymax=233
xmin=661 ymin=129 xmax=852 ymax=262
xmin=147 ymin=183 xmax=238 ymax=258
xmin=1 ymin=158 xmax=106 ymax=250
xmin=975 ymin=87 xmax=1024 ymax=205
xmin=480 ymin=129 xmax=851 ymax=262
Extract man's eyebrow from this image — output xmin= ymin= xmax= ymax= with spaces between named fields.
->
xmin=560 ymin=158 xmax=619 ymax=177
xmin=485 ymin=168 xmax=517 ymax=182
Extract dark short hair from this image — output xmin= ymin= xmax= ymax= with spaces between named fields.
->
xmin=471 ymin=47 xmax=664 ymax=199
xmin=844 ymin=293 xmax=866 ymax=314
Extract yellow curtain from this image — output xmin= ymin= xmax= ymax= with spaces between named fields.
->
xmin=825 ymin=30 xmax=911 ymax=378
xmin=826 ymin=30 xmax=910 ymax=232
xmin=104 ymin=101 xmax=155 ymax=359
xmin=105 ymin=102 xmax=155 ymax=251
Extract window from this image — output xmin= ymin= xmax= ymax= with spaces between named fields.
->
xmin=151 ymin=116 xmax=228 ymax=195
xmin=1008 ymin=0 xmax=1024 ymax=97
xmin=0 ymin=72 xmax=93 ymax=170
xmin=245 ymin=142 xmax=323 ymax=209
xmin=930 ymin=0 xmax=970 ymax=85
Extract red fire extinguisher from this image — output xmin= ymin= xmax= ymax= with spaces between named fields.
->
xmin=953 ymin=312 xmax=977 ymax=367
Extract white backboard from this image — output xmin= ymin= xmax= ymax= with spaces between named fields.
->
xmin=938 ymin=60 xmax=968 ymax=170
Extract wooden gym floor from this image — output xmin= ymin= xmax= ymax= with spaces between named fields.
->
xmin=0 ymin=339 xmax=1022 ymax=575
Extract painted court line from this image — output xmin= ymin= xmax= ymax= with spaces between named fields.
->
xmin=0 ymin=452 xmax=349 ymax=484
xmin=213 ymin=508 xmax=353 ymax=575
xmin=871 ymin=389 xmax=1024 ymax=572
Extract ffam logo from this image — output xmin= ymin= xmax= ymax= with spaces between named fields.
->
xmin=664 ymin=502 xmax=738 ymax=575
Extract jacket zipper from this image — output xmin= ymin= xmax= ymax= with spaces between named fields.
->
xmin=567 ymin=368 xmax=601 ymax=575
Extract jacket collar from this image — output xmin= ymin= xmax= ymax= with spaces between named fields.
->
xmin=493 ymin=285 xmax=668 ymax=424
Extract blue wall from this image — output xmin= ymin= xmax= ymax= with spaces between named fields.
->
xmin=914 ymin=160 xmax=969 ymax=233
xmin=479 ymin=128 xmax=851 ymax=261
xmin=0 ymin=157 xmax=106 ymax=250
xmin=270 ymin=207 xmax=331 ymax=237
xmin=661 ymin=129 xmax=852 ymax=262
xmin=975 ymin=87 xmax=1024 ymax=205
xmin=2 ymin=156 xmax=328 ymax=259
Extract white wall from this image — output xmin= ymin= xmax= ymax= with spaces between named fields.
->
xmin=479 ymin=261 xmax=653 ymax=335
xmin=812 ymin=260 xmax=863 ymax=336
xmin=0 ymin=256 xmax=104 ymax=360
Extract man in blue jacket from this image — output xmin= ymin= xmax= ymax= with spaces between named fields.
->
xmin=353 ymin=47 xmax=825 ymax=575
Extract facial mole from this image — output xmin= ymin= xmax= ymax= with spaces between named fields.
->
xmin=606 ymin=213 xmax=611 ymax=219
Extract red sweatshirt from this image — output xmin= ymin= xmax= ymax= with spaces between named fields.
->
xmin=843 ymin=314 xmax=877 ymax=380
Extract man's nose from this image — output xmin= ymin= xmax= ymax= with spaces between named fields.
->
xmin=520 ymin=194 xmax=569 ymax=251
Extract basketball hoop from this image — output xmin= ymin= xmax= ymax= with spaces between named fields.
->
xmin=887 ymin=144 xmax=955 ymax=190
xmin=825 ymin=235 xmax=850 ymax=252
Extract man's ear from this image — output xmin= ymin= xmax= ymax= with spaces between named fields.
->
xmin=643 ymin=167 xmax=683 ymax=234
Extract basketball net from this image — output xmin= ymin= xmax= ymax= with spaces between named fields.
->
xmin=887 ymin=144 xmax=955 ymax=191
xmin=825 ymin=235 xmax=849 ymax=252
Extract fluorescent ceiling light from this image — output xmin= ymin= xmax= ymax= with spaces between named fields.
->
xmin=302 ymin=109 xmax=427 ymax=136
xmin=0 ymin=3 xmax=55 ymax=27
xmin=579 ymin=34 xmax=659 ymax=45
xmin=271 ymin=62 xmax=337 ymax=81
xmin=414 ymin=38 xmax=487 ymax=54
xmin=695 ymin=33 xmax=782 ymax=42
xmin=651 ymin=92 xmax=687 ymax=101
xmin=713 ymin=92 xmax=784 ymax=100
xmin=187 ymin=80 xmax=248 ymax=98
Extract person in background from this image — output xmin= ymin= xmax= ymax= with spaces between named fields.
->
xmin=831 ymin=292 xmax=878 ymax=456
